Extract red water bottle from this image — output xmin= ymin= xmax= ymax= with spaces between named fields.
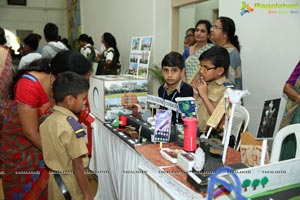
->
xmin=119 ymin=115 xmax=127 ymax=128
xmin=183 ymin=117 xmax=197 ymax=152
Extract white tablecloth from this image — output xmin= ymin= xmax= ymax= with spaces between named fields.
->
xmin=89 ymin=119 xmax=175 ymax=200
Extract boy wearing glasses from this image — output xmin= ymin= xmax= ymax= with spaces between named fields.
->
xmin=193 ymin=46 xmax=233 ymax=133
xmin=158 ymin=51 xmax=193 ymax=123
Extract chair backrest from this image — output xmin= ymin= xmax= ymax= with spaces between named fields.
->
xmin=230 ymin=104 xmax=250 ymax=150
xmin=270 ymin=124 xmax=300 ymax=163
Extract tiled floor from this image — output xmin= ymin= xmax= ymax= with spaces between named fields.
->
xmin=0 ymin=175 xmax=98 ymax=199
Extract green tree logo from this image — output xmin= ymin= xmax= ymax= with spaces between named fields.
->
xmin=252 ymin=179 xmax=260 ymax=190
xmin=261 ymin=176 xmax=269 ymax=188
xmin=242 ymin=179 xmax=251 ymax=192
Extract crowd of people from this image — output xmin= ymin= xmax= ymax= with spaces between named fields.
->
xmin=0 ymin=23 xmax=95 ymax=199
xmin=0 ymin=14 xmax=298 ymax=199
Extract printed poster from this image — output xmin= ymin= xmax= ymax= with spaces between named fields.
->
xmin=128 ymin=36 xmax=152 ymax=78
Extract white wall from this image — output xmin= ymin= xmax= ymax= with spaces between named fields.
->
xmin=80 ymin=0 xmax=171 ymax=94
xmin=178 ymin=5 xmax=196 ymax=53
xmin=195 ymin=0 xmax=219 ymax=21
xmin=220 ymin=0 xmax=300 ymax=135
xmin=0 ymin=0 xmax=67 ymax=47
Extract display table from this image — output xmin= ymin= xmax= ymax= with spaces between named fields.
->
xmin=89 ymin=120 xmax=243 ymax=200
xmin=89 ymin=120 xmax=178 ymax=200
xmin=89 ymin=120 xmax=300 ymax=200
xmin=136 ymin=143 xmax=242 ymax=198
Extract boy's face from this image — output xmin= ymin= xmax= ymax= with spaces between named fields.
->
xmin=199 ymin=60 xmax=224 ymax=82
xmin=162 ymin=66 xmax=182 ymax=88
xmin=68 ymin=91 xmax=88 ymax=114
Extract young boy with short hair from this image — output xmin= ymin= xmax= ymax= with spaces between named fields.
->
xmin=193 ymin=46 xmax=232 ymax=133
xmin=158 ymin=51 xmax=193 ymax=123
xmin=40 ymin=71 xmax=93 ymax=200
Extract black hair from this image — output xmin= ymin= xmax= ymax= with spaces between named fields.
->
xmin=218 ymin=16 xmax=241 ymax=52
xmin=161 ymin=51 xmax=185 ymax=70
xmin=50 ymin=50 xmax=92 ymax=76
xmin=103 ymin=32 xmax=120 ymax=61
xmin=61 ymin=38 xmax=71 ymax=49
xmin=32 ymin=33 xmax=42 ymax=41
xmin=78 ymin=34 xmax=94 ymax=46
xmin=186 ymin=28 xmax=195 ymax=34
xmin=23 ymin=33 xmax=40 ymax=50
xmin=195 ymin=19 xmax=212 ymax=43
xmin=0 ymin=26 xmax=7 ymax=45
xmin=53 ymin=71 xmax=89 ymax=103
xmin=43 ymin=22 xmax=59 ymax=41
xmin=199 ymin=46 xmax=230 ymax=73
xmin=9 ymin=58 xmax=52 ymax=100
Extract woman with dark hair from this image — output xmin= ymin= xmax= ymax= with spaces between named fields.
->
xmin=183 ymin=27 xmax=195 ymax=51
xmin=1 ymin=50 xmax=91 ymax=199
xmin=0 ymin=26 xmax=13 ymax=132
xmin=96 ymin=32 xmax=121 ymax=75
xmin=183 ymin=20 xmax=214 ymax=84
xmin=210 ymin=16 xmax=242 ymax=90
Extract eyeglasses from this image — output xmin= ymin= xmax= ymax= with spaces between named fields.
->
xmin=199 ymin=65 xmax=217 ymax=73
xmin=211 ymin=25 xmax=223 ymax=30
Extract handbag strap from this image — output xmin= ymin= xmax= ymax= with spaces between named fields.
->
xmin=54 ymin=173 xmax=72 ymax=200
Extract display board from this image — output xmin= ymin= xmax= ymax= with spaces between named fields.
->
xmin=257 ymin=98 xmax=281 ymax=139
xmin=128 ymin=36 xmax=153 ymax=78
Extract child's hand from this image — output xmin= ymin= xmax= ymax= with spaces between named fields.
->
xmin=197 ymin=77 xmax=208 ymax=99
xmin=191 ymin=80 xmax=200 ymax=99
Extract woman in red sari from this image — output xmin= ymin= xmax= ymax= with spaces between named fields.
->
xmin=1 ymin=50 xmax=91 ymax=199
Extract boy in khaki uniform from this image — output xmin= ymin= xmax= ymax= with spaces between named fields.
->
xmin=40 ymin=72 xmax=93 ymax=200
xmin=193 ymin=46 xmax=232 ymax=133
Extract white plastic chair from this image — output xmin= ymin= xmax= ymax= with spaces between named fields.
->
xmin=230 ymin=104 xmax=250 ymax=150
xmin=270 ymin=124 xmax=300 ymax=163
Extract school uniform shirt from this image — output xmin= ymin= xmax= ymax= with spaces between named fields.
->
xmin=196 ymin=75 xmax=229 ymax=132
xmin=40 ymin=105 xmax=89 ymax=200
xmin=80 ymin=43 xmax=99 ymax=60
xmin=104 ymin=47 xmax=114 ymax=62
xmin=158 ymin=80 xmax=193 ymax=123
